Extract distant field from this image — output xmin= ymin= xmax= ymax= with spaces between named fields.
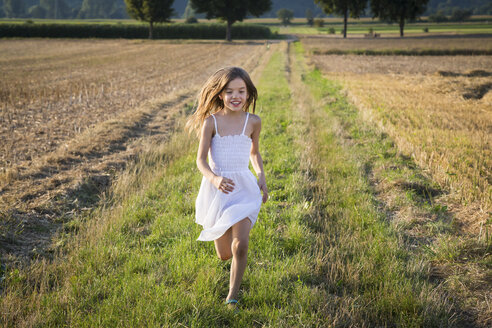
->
xmin=302 ymin=35 xmax=491 ymax=232
xmin=279 ymin=23 xmax=492 ymax=35
xmin=301 ymin=36 xmax=492 ymax=325
xmin=241 ymin=16 xmax=492 ymax=35
xmin=301 ymin=34 xmax=492 ymax=53
xmin=247 ymin=16 xmax=492 ymax=25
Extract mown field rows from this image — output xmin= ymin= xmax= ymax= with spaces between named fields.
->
xmin=301 ymin=36 xmax=491 ymax=325
xmin=2 ymin=41 xmax=479 ymax=328
xmin=279 ymin=23 xmax=492 ymax=36
xmin=302 ymin=36 xmax=491 ymax=234
xmin=304 ymin=52 xmax=492 ymax=74
xmin=0 ymin=39 xmax=265 ymax=169
xmin=301 ymin=34 xmax=492 ymax=52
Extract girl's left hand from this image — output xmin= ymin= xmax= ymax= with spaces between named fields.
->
xmin=258 ymin=174 xmax=268 ymax=203
xmin=260 ymin=183 xmax=268 ymax=203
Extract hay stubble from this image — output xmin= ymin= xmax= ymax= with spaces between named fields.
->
xmin=0 ymin=38 xmax=269 ymax=265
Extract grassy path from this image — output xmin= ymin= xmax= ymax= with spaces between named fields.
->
xmin=285 ymin=42 xmax=468 ymax=327
xmin=1 ymin=43 xmax=470 ymax=327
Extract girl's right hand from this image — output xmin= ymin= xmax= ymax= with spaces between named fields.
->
xmin=212 ymin=176 xmax=235 ymax=194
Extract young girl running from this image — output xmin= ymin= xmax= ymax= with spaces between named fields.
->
xmin=186 ymin=67 xmax=268 ymax=308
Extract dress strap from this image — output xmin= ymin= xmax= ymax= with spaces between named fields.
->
xmin=211 ymin=114 xmax=220 ymax=137
xmin=241 ymin=112 xmax=250 ymax=135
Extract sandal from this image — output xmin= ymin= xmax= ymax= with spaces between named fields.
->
xmin=225 ymin=299 xmax=239 ymax=311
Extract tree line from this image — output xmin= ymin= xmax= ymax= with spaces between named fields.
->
xmin=425 ymin=0 xmax=492 ymax=16
xmin=311 ymin=0 xmax=431 ymax=38
xmin=276 ymin=0 xmax=434 ymax=38
xmin=1 ymin=0 xmax=489 ymax=40
xmin=1 ymin=0 xmax=129 ymax=19
xmin=2 ymin=0 xmax=491 ymax=20
xmin=0 ymin=0 xmax=273 ymax=41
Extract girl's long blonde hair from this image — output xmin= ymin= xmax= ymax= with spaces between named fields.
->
xmin=186 ymin=67 xmax=258 ymax=136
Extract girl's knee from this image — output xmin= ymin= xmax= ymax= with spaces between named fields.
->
xmin=231 ymin=239 xmax=248 ymax=258
xmin=217 ymin=252 xmax=232 ymax=261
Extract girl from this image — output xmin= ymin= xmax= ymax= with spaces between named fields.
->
xmin=186 ymin=67 xmax=268 ymax=308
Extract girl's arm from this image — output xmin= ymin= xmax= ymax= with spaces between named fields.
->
xmin=249 ymin=115 xmax=268 ymax=203
xmin=196 ymin=117 xmax=235 ymax=194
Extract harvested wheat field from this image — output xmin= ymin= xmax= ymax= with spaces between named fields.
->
xmin=1 ymin=34 xmax=492 ymax=326
xmin=303 ymin=35 xmax=492 ymax=325
xmin=302 ymin=34 xmax=492 ymax=52
xmin=0 ymin=38 xmax=271 ymax=266
xmin=0 ymin=39 xmax=265 ymax=168
xmin=304 ymin=35 xmax=491 ymax=232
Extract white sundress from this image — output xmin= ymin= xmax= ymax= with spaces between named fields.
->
xmin=195 ymin=112 xmax=263 ymax=241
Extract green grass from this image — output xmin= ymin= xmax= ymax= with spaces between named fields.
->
xmin=287 ymin=42 xmax=461 ymax=326
xmin=279 ymin=22 xmax=492 ymax=35
xmin=1 ymin=47 xmax=324 ymax=327
xmin=0 ymin=42 xmax=472 ymax=326
xmin=293 ymin=42 xmax=491 ymax=325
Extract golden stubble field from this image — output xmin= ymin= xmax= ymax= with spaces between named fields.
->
xmin=0 ymin=38 xmax=271 ymax=265
xmin=303 ymin=35 xmax=492 ymax=234
xmin=302 ymin=35 xmax=492 ymax=325
xmin=302 ymin=34 xmax=492 ymax=52
xmin=0 ymin=39 xmax=266 ymax=169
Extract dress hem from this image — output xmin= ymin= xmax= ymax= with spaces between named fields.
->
xmin=196 ymin=212 xmax=258 ymax=242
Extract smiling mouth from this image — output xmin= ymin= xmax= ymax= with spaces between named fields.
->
xmin=231 ymin=101 xmax=242 ymax=106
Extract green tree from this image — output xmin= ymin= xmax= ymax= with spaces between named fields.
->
xmin=306 ymin=8 xmax=314 ymax=26
xmin=183 ymin=0 xmax=197 ymax=22
xmin=78 ymin=0 xmax=117 ymax=19
xmin=183 ymin=0 xmax=194 ymax=18
xmin=478 ymin=3 xmax=492 ymax=15
xmin=190 ymin=0 xmax=272 ymax=42
xmin=4 ymin=0 xmax=26 ymax=18
xmin=40 ymin=0 xmax=71 ymax=19
xmin=109 ymin=6 xmax=129 ymax=19
xmin=428 ymin=9 xmax=447 ymax=22
xmin=125 ymin=0 xmax=175 ymax=39
xmin=314 ymin=0 xmax=367 ymax=38
xmin=277 ymin=8 xmax=294 ymax=25
xmin=450 ymin=7 xmax=472 ymax=21
xmin=28 ymin=5 xmax=47 ymax=18
xmin=371 ymin=0 xmax=429 ymax=37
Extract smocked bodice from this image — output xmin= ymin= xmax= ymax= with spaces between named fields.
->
xmin=209 ymin=134 xmax=252 ymax=172
xmin=209 ymin=113 xmax=251 ymax=173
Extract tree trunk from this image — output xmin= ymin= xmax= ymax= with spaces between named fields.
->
xmin=343 ymin=8 xmax=348 ymax=39
xmin=226 ymin=19 xmax=232 ymax=42
xmin=149 ymin=20 xmax=154 ymax=39
xmin=399 ymin=16 xmax=404 ymax=37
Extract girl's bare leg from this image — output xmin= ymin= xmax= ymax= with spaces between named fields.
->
xmin=214 ymin=228 xmax=233 ymax=261
xmin=226 ymin=218 xmax=252 ymax=301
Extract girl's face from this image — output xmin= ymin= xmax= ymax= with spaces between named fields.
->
xmin=220 ymin=77 xmax=248 ymax=112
